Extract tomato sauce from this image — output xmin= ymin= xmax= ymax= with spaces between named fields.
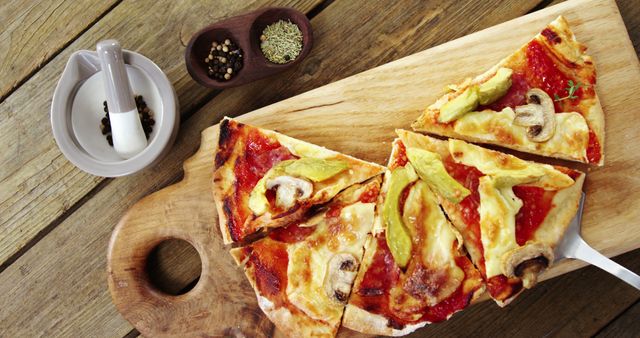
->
xmin=358 ymin=183 xmax=381 ymax=203
xmin=486 ymin=275 xmax=523 ymax=301
xmin=391 ymin=141 xmax=408 ymax=169
xmin=355 ymin=235 xmax=400 ymax=302
xmin=587 ymin=129 xmax=602 ymax=164
xmin=352 ymin=235 xmax=480 ymax=327
xmin=247 ymin=241 xmax=289 ymax=307
xmin=443 ymin=157 xmax=484 ymax=264
xmin=513 ymin=186 xmax=556 ymax=246
xmin=268 ymin=222 xmax=316 ymax=243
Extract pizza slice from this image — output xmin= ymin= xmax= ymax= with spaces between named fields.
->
xmin=230 ymin=177 xmax=382 ymax=337
xmin=213 ymin=117 xmax=384 ymax=244
xmin=412 ymin=16 xmax=604 ymax=165
xmin=342 ymin=138 xmax=485 ymax=335
xmin=396 ymin=130 xmax=585 ymax=306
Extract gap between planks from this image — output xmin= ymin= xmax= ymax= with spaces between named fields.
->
xmin=0 ymin=0 xmax=124 ymax=104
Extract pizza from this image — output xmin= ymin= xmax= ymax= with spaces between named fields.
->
xmin=412 ymin=16 xmax=604 ymax=165
xmin=342 ymin=138 xmax=485 ymax=335
xmin=230 ymin=177 xmax=382 ymax=337
xmin=213 ymin=118 xmax=384 ymax=244
xmin=395 ymin=130 xmax=585 ymax=305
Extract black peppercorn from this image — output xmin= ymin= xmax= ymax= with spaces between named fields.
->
xmin=99 ymin=95 xmax=154 ymax=147
xmin=204 ymin=38 xmax=243 ymax=81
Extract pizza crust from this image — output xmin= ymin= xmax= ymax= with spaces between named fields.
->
xmin=342 ymin=304 xmax=428 ymax=336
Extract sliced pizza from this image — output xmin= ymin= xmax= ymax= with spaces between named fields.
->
xmin=230 ymin=177 xmax=382 ymax=337
xmin=412 ymin=16 xmax=604 ymax=165
xmin=213 ymin=117 xmax=384 ymax=244
xmin=396 ymin=130 xmax=585 ymax=306
xmin=342 ymin=138 xmax=485 ymax=336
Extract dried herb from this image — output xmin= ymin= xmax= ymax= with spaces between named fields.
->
xmin=260 ymin=20 xmax=303 ymax=64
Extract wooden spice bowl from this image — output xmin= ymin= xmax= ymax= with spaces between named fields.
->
xmin=185 ymin=7 xmax=313 ymax=89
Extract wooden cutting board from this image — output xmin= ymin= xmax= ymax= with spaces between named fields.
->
xmin=107 ymin=0 xmax=640 ymax=336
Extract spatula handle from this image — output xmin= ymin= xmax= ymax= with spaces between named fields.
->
xmin=572 ymin=238 xmax=640 ymax=291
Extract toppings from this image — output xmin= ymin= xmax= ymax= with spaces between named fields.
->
xmin=405 ymin=147 xmax=470 ymax=203
xmin=478 ymin=67 xmax=513 ymax=105
xmin=266 ymin=175 xmax=313 ymax=210
xmin=248 ymin=157 xmax=348 ymax=215
xmin=284 ymin=158 xmax=349 ymax=182
xmin=324 ymin=253 xmax=359 ymax=304
xmin=383 ymin=165 xmax=419 ymax=268
xmin=514 ymin=88 xmax=556 ymax=142
xmin=438 ymin=67 xmax=514 ymax=123
xmin=438 ymin=86 xmax=479 ymax=123
xmin=501 ymin=243 xmax=554 ymax=289
xmin=448 ymin=139 xmax=574 ymax=190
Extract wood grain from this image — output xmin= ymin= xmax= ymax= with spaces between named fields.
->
xmin=108 ymin=0 xmax=640 ymax=336
xmin=596 ymin=298 xmax=640 ymax=338
xmin=0 ymin=0 xmax=120 ymax=101
xmin=0 ymin=0 xmax=321 ymax=271
xmin=0 ymin=0 xmax=548 ymax=336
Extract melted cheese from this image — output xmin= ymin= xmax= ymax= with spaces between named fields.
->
xmin=478 ymin=176 xmax=525 ymax=278
xmin=452 ymin=108 xmax=589 ymax=162
xmin=400 ymin=181 xmax=464 ymax=306
xmin=286 ymin=202 xmax=374 ymax=323
xmin=448 ymin=138 xmax=574 ymax=190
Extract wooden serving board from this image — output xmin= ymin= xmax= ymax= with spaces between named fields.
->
xmin=107 ymin=0 xmax=640 ymax=336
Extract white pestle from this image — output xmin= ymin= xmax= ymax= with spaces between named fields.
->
xmin=96 ymin=40 xmax=147 ymax=159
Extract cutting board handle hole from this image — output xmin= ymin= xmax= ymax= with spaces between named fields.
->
xmin=144 ymin=238 xmax=202 ymax=295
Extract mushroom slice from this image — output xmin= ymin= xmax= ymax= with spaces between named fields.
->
xmin=266 ymin=175 xmax=313 ymax=210
xmin=514 ymin=88 xmax=556 ymax=142
xmin=501 ymin=242 xmax=554 ymax=289
xmin=324 ymin=253 xmax=359 ymax=304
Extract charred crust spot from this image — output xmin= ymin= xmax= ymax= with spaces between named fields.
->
xmin=215 ymin=119 xmax=243 ymax=169
xmin=541 ymin=28 xmax=561 ymax=44
xmin=514 ymin=256 xmax=549 ymax=277
xmin=223 ymin=198 xmax=239 ymax=241
xmin=359 ymin=288 xmax=384 ymax=297
xmin=387 ymin=318 xmax=405 ymax=330
xmin=272 ymin=203 xmax=302 ymax=219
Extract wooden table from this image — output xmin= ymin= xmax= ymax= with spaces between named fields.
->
xmin=1 ymin=0 xmax=638 ymax=336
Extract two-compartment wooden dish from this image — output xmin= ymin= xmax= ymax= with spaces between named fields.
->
xmin=185 ymin=7 xmax=313 ymax=89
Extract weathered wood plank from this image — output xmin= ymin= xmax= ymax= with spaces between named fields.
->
xmin=595 ymin=299 xmax=640 ymax=338
xmin=0 ymin=0 xmax=321 ymax=271
xmin=0 ymin=0 xmax=120 ymax=101
xmin=618 ymin=0 xmax=640 ymax=54
xmin=0 ymin=0 xmax=544 ymax=336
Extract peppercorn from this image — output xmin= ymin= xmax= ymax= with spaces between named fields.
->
xmin=99 ymin=95 xmax=155 ymax=147
xmin=204 ymin=37 xmax=243 ymax=81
